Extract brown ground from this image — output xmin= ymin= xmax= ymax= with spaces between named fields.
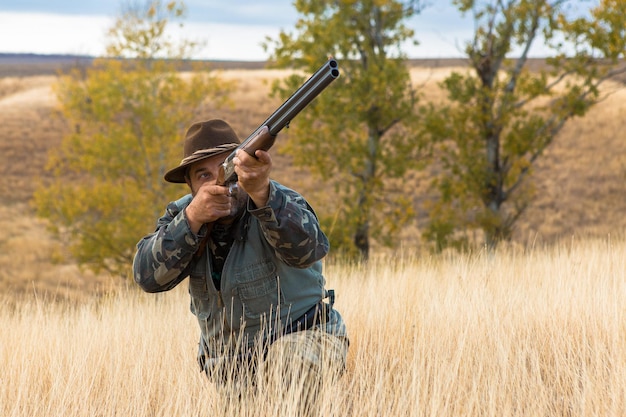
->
xmin=1 ymin=55 xmax=625 ymax=301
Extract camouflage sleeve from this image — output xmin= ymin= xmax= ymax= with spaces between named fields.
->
xmin=132 ymin=194 xmax=203 ymax=293
xmin=248 ymin=181 xmax=329 ymax=268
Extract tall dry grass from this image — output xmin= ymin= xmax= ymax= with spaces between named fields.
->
xmin=3 ymin=237 xmax=626 ymax=416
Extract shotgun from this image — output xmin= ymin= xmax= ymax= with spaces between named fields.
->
xmin=216 ymin=58 xmax=340 ymax=189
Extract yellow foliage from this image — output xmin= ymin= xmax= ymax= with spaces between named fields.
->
xmin=33 ymin=1 xmax=232 ymax=275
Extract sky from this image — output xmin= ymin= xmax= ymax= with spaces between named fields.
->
xmin=0 ymin=1 xmax=590 ymax=61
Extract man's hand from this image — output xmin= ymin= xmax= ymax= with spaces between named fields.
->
xmin=185 ymin=183 xmax=232 ymax=234
xmin=233 ymin=148 xmax=271 ymax=207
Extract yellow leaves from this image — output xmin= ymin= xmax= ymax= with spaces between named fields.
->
xmin=588 ymin=0 xmax=626 ymax=58
xmin=105 ymin=1 xmax=194 ymax=60
xmin=506 ymin=157 xmax=532 ymax=187
xmin=33 ymin=0 xmax=230 ymax=275
xmin=557 ymin=0 xmax=626 ymax=60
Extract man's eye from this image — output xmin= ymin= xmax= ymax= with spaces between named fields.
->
xmin=199 ymin=172 xmax=211 ymax=180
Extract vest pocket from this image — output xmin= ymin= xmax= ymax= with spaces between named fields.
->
xmin=189 ymin=275 xmax=212 ymax=320
xmin=235 ymin=260 xmax=283 ymax=320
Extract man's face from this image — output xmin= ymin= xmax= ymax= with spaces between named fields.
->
xmin=186 ymin=153 xmax=246 ymax=221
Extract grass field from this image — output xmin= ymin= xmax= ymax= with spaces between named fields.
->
xmin=2 ymin=238 xmax=626 ymax=416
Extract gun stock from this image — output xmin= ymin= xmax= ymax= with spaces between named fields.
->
xmin=217 ymin=58 xmax=339 ymax=186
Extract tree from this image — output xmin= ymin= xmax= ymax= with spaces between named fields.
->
xmin=420 ymin=0 xmax=626 ymax=251
xmin=34 ymin=1 xmax=230 ymax=276
xmin=264 ymin=0 xmax=426 ymax=259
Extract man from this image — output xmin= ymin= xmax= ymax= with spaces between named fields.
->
xmin=132 ymin=119 xmax=348 ymax=389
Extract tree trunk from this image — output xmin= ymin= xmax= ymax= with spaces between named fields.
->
xmin=353 ymin=125 xmax=378 ymax=260
xmin=354 ymin=221 xmax=370 ymax=260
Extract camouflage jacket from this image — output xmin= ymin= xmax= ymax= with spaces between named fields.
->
xmin=132 ymin=180 xmax=347 ymax=358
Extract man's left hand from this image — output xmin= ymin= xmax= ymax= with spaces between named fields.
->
xmin=233 ymin=149 xmax=271 ymax=207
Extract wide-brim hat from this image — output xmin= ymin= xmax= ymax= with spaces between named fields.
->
xmin=164 ymin=119 xmax=240 ymax=183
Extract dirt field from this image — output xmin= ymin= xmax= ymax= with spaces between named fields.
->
xmin=1 ymin=55 xmax=625 ymax=300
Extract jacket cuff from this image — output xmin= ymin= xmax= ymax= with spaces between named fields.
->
xmin=247 ymin=181 xmax=280 ymax=223
xmin=169 ymin=208 xmax=205 ymax=251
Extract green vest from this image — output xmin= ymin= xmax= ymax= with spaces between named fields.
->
xmin=188 ymin=209 xmax=327 ymax=356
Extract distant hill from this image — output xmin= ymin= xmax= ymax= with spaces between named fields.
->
xmin=0 ymin=53 xmax=480 ymax=78
xmin=0 ymin=53 xmax=273 ymax=77
xmin=0 ymin=53 xmax=93 ymax=76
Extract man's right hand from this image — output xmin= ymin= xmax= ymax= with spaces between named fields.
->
xmin=185 ymin=182 xmax=232 ymax=234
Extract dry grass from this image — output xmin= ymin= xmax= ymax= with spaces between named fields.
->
xmin=0 ymin=203 xmax=114 ymax=301
xmin=2 ymin=237 xmax=626 ymax=416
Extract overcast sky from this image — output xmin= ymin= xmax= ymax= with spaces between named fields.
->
xmin=0 ymin=1 xmax=592 ymax=61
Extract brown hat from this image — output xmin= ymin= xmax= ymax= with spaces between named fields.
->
xmin=164 ymin=119 xmax=240 ymax=183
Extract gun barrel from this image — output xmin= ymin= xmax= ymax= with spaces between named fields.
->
xmin=219 ymin=58 xmax=340 ymax=184
xmin=263 ymin=58 xmax=339 ymax=136
xmin=232 ymin=58 xmax=338 ymax=155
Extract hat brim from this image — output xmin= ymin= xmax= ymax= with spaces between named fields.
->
xmin=164 ymin=147 xmax=235 ymax=183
